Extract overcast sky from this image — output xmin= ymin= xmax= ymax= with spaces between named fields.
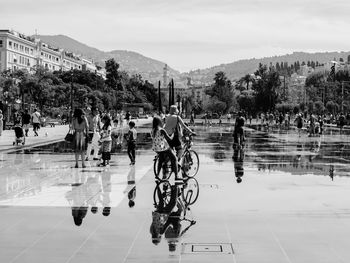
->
xmin=1 ymin=0 xmax=350 ymax=72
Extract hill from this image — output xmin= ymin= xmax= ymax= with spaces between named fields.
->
xmin=35 ymin=35 xmax=350 ymax=86
xmin=36 ymin=34 xmax=181 ymax=84
xmin=187 ymin=51 xmax=350 ymax=83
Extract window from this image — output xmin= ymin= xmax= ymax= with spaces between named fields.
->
xmin=25 ymin=47 xmax=29 ymax=54
xmin=14 ymin=43 xmax=18 ymax=50
xmin=41 ymin=52 xmax=43 ymax=56
xmin=30 ymin=49 xmax=33 ymax=55
xmin=56 ymin=58 xmax=59 ymax=62
xmin=0 ymin=40 xmax=3 ymax=48
xmin=20 ymin=45 xmax=24 ymax=52
xmin=8 ymin=41 xmax=12 ymax=48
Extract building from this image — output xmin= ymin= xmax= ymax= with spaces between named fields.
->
xmin=0 ymin=29 xmax=104 ymax=76
xmin=38 ymin=42 xmax=62 ymax=71
xmin=61 ymin=51 xmax=82 ymax=71
xmin=0 ymin=29 xmax=38 ymax=72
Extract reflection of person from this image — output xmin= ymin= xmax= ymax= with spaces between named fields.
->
xmin=72 ymin=109 xmax=89 ymax=168
xmin=329 ymin=165 xmax=334 ymax=181
xmin=65 ymin=173 xmax=89 ymax=226
xmin=101 ymin=168 xmax=112 ymax=216
xmin=125 ymin=165 xmax=136 ymax=207
xmin=87 ymin=173 xmax=103 ymax=214
xmin=150 ymin=184 xmax=182 ymax=246
xmin=233 ymin=148 xmax=244 ymax=183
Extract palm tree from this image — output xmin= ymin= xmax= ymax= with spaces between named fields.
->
xmin=242 ymin=74 xmax=254 ymax=90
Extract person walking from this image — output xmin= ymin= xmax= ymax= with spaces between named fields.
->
xmin=125 ymin=111 xmax=131 ymax=124
xmin=72 ymin=108 xmax=89 ymax=168
xmin=0 ymin=110 xmax=3 ymax=136
xmin=31 ymin=108 xmax=41 ymax=136
xmin=99 ymin=114 xmax=112 ymax=167
xmin=126 ymin=121 xmax=137 ymax=165
xmin=295 ymin=113 xmax=303 ymax=137
xmin=86 ymin=107 xmax=101 ymax=161
xmin=22 ymin=109 xmax=31 ymax=137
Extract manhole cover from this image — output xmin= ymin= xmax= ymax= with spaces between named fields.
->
xmin=199 ymin=184 xmax=219 ymax=189
xmin=182 ymin=243 xmax=233 ymax=254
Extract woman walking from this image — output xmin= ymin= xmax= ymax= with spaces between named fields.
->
xmin=72 ymin=108 xmax=89 ymax=168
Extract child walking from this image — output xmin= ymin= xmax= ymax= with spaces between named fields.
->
xmin=126 ymin=121 xmax=137 ymax=165
xmin=99 ymin=115 xmax=112 ymax=166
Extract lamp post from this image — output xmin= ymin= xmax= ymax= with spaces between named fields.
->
xmin=70 ymin=69 xmax=73 ymax=122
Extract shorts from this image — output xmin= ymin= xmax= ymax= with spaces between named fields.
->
xmin=33 ymin=123 xmax=40 ymax=130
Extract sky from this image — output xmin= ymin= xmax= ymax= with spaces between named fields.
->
xmin=1 ymin=0 xmax=350 ymax=72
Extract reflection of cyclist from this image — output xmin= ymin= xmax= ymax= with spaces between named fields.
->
xmin=233 ymin=112 xmax=245 ymax=148
xmin=233 ymin=148 xmax=244 ymax=183
xmin=151 ymin=116 xmax=179 ymax=179
xmin=150 ymin=185 xmax=182 ymax=245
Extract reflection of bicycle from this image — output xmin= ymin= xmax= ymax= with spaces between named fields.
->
xmin=153 ymin=177 xmax=199 ymax=211
xmin=153 ymin=134 xmax=199 ymax=180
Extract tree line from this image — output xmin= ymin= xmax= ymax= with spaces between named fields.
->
xmin=0 ymin=58 xmax=158 ymax=118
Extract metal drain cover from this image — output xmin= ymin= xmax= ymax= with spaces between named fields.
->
xmin=199 ymin=184 xmax=219 ymax=189
xmin=182 ymin=243 xmax=234 ymax=254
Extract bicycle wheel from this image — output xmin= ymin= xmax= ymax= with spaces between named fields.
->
xmin=182 ymin=177 xmax=199 ymax=206
xmin=182 ymin=150 xmax=199 ymax=178
xmin=153 ymin=181 xmax=172 ymax=207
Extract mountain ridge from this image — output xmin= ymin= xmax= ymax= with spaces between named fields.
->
xmin=36 ymin=34 xmax=350 ymax=84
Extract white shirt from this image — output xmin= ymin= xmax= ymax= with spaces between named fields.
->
xmin=31 ymin=111 xmax=41 ymax=123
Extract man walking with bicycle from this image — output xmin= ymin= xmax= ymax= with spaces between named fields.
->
xmin=164 ymin=105 xmax=195 ymax=161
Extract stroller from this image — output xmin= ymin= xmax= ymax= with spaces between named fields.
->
xmin=13 ymin=125 xmax=25 ymax=145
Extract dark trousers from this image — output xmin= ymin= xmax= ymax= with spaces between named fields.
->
xmin=127 ymin=142 xmax=136 ymax=163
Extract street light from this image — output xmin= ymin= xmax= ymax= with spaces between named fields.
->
xmin=70 ymin=68 xmax=73 ymax=122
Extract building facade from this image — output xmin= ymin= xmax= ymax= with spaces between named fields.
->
xmin=0 ymin=29 xmax=104 ymax=77
xmin=0 ymin=30 xmax=38 ymax=72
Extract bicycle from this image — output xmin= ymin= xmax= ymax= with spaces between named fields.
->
xmin=153 ymin=177 xmax=199 ymax=210
xmin=153 ymin=134 xmax=199 ymax=181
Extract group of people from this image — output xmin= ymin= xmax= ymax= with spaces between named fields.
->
xmin=70 ymin=108 xmax=137 ymax=168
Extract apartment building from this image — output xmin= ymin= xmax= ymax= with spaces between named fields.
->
xmin=0 ymin=30 xmax=38 ymax=72
xmin=38 ymin=42 xmax=63 ymax=71
xmin=0 ymin=29 xmax=105 ymax=77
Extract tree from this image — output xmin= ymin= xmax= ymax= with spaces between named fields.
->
xmin=237 ymin=90 xmax=255 ymax=113
xmin=206 ymin=71 xmax=235 ymax=113
xmin=252 ymin=63 xmax=281 ymax=112
xmin=105 ymin=58 xmax=122 ymax=91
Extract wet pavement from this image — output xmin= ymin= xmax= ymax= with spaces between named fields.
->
xmin=1 ymin=123 xmax=350 ymax=262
